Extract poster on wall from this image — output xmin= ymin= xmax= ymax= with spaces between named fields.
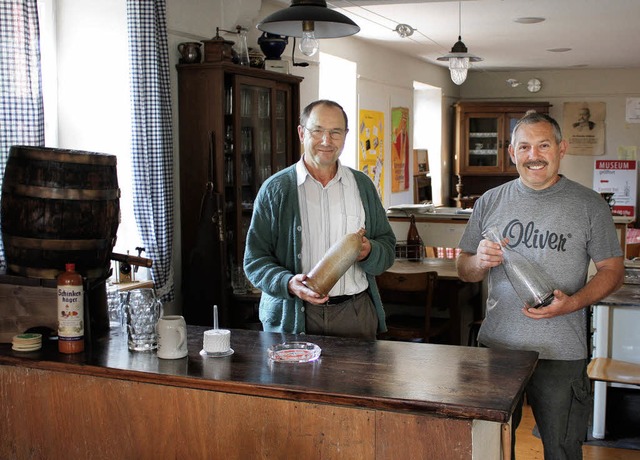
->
xmin=563 ymin=102 xmax=606 ymax=155
xmin=626 ymin=98 xmax=640 ymax=123
xmin=358 ymin=109 xmax=384 ymax=200
xmin=593 ymin=159 xmax=636 ymax=218
xmin=391 ymin=107 xmax=410 ymax=192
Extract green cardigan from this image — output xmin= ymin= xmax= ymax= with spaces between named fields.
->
xmin=243 ymin=164 xmax=396 ymax=334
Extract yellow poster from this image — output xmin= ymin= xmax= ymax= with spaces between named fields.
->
xmin=391 ymin=107 xmax=410 ymax=192
xmin=358 ymin=109 xmax=384 ymax=200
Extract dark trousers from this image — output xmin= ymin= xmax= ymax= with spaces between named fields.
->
xmin=304 ymin=292 xmax=378 ymax=340
xmin=511 ymin=358 xmax=591 ymax=460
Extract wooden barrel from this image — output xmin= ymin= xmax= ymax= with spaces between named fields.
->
xmin=1 ymin=146 xmax=120 ymax=279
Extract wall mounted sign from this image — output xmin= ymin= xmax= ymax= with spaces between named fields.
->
xmin=593 ymin=159 xmax=636 ymax=217
xmin=626 ymin=98 xmax=640 ymax=123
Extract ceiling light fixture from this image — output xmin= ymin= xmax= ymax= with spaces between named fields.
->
xmin=437 ymin=1 xmax=482 ymax=85
xmin=394 ymin=23 xmax=415 ymax=38
xmin=257 ymin=0 xmax=360 ymax=57
xmin=506 ymin=79 xmax=521 ymax=88
xmin=514 ymin=17 xmax=545 ymax=24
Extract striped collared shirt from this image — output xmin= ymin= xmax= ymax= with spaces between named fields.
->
xmin=296 ymin=158 xmax=368 ymax=296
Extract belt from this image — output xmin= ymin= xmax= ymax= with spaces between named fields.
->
xmin=326 ymin=290 xmax=367 ymax=306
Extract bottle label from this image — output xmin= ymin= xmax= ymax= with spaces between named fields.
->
xmin=58 ymin=287 xmax=84 ymax=339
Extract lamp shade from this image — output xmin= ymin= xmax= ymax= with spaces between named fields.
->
xmin=257 ymin=0 xmax=360 ymax=39
xmin=437 ymin=37 xmax=482 ymax=85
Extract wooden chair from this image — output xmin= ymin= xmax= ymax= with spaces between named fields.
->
xmin=376 ymin=270 xmax=450 ymax=343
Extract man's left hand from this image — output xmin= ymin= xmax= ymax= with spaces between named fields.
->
xmin=522 ymin=289 xmax=578 ymax=319
xmin=356 ymin=236 xmax=371 ymax=261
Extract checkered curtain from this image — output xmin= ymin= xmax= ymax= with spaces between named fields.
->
xmin=0 ymin=0 xmax=44 ymax=269
xmin=126 ymin=0 xmax=174 ymax=301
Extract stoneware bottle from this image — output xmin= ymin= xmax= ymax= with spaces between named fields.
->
xmin=304 ymin=228 xmax=366 ymax=296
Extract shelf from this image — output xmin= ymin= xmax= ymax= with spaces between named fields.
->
xmin=469 ymin=132 xmax=498 ymax=138
xmin=470 ymin=150 xmax=498 ymax=156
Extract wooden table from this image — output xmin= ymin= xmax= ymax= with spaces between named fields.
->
xmin=0 ymin=327 xmax=537 ymax=459
xmin=386 ymin=258 xmax=482 ymax=345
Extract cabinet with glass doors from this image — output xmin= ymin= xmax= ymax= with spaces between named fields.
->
xmin=177 ymin=63 xmax=302 ymax=327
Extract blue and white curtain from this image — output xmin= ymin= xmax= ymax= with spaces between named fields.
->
xmin=126 ymin=0 xmax=175 ymax=301
xmin=0 ymin=0 xmax=44 ymax=269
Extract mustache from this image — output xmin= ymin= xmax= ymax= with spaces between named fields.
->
xmin=524 ymin=159 xmax=548 ymax=168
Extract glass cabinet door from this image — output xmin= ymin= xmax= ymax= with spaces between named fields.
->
xmin=273 ymin=89 xmax=289 ymax=174
xmin=465 ymin=115 xmax=501 ymax=171
xmin=224 ymin=77 xmax=294 ymax=283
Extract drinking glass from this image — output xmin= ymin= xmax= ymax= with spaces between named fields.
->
xmin=123 ymin=288 xmax=162 ymax=351
xmin=107 ymin=281 xmax=123 ymax=330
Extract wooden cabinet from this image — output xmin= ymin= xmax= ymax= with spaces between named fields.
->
xmin=452 ymin=101 xmax=550 ymax=208
xmin=177 ymin=62 xmax=302 ymax=327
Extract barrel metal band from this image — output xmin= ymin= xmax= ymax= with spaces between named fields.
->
xmin=3 ymin=235 xmax=113 ymax=250
xmin=11 ymin=147 xmax=118 ymax=165
xmin=8 ymin=264 xmax=107 ymax=280
xmin=5 ymin=184 xmax=120 ymax=200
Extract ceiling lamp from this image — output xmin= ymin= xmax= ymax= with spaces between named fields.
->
xmin=394 ymin=24 xmax=415 ymax=38
xmin=437 ymin=1 xmax=482 ymax=85
xmin=257 ymin=0 xmax=360 ymax=57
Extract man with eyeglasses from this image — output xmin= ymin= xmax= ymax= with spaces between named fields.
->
xmin=244 ymin=99 xmax=396 ymax=340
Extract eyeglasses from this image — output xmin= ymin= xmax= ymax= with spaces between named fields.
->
xmin=304 ymin=127 xmax=347 ymax=141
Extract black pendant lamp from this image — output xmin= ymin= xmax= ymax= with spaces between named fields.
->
xmin=257 ymin=0 xmax=359 ymax=57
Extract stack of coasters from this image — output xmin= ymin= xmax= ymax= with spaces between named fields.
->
xmin=12 ymin=333 xmax=43 ymax=352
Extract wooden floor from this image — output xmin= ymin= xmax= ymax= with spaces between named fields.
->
xmin=516 ymin=403 xmax=640 ymax=460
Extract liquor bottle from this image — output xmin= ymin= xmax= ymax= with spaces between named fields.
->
xmin=304 ymin=228 xmax=366 ymax=296
xmin=406 ymin=214 xmax=423 ymax=261
xmin=57 ymin=263 xmax=85 ymax=353
xmin=483 ymin=226 xmax=554 ymax=308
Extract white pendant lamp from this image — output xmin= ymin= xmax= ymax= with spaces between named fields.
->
xmin=437 ymin=2 xmax=482 ymax=85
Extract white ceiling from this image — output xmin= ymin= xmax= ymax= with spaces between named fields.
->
xmin=316 ymin=0 xmax=640 ymax=72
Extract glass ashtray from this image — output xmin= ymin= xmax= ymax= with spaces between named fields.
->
xmin=267 ymin=342 xmax=321 ymax=363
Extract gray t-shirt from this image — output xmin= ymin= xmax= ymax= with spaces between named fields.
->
xmin=458 ymin=176 xmax=622 ymax=360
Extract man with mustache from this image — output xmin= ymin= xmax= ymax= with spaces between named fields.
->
xmin=244 ymin=100 xmax=396 ymax=340
xmin=456 ymin=111 xmax=624 ymax=459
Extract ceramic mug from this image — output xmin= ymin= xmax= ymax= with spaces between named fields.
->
xmin=157 ymin=315 xmax=188 ymax=359
xmin=177 ymin=42 xmax=202 ymax=64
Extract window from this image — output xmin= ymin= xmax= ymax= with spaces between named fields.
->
xmin=38 ymin=0 xmax=144 ymax=263
xmin=319 ymin=52 xmax=357 ymax=169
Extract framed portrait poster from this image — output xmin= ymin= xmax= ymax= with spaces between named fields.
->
xmin=563 ymin=102 xmax=606 ymax=155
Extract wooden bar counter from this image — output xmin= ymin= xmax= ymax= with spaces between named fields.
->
xmin=0 ymin=327 xmax=537 ymax=459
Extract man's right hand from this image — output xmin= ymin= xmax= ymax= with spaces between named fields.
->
xmin=475 ymin=238 xmax=505 ymax=270
xmin=456 ymin=238 xmax=505 ymax=283
xmin=288 ymin=273 xmax=329 ymax=304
